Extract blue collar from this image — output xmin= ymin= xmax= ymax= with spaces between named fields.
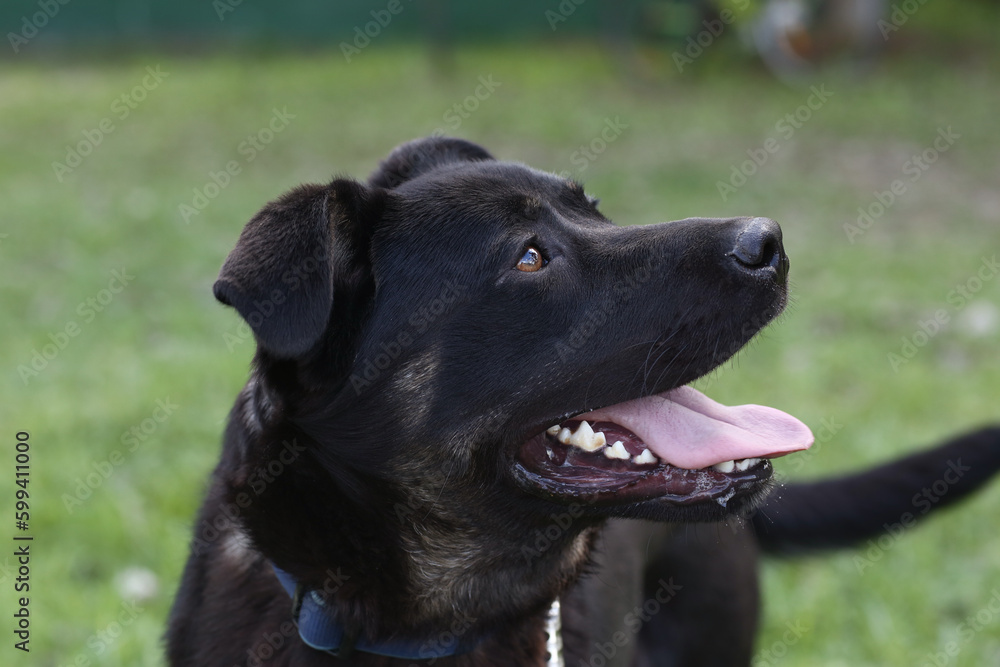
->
xmin=270 ymin=563 xmax=481 ymax=661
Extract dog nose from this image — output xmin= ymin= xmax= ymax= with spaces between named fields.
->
xmin=730 ymin=217 xmax=788 ymax=284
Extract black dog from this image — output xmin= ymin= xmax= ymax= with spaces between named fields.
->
xmin=167 ymin=137 xmax=1000 ymax=666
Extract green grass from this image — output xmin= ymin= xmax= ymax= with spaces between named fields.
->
xmin=2 ymin=31 xmax=1000 ymax=666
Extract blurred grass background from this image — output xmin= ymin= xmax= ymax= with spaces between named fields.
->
xmin=2 ymin=1 xmax=1000 ymax=665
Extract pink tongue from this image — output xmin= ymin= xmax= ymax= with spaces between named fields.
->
xmin=575 ymin=386 xmax=813 ymax=470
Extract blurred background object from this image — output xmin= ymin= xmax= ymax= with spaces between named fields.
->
xmin=3 ymin=0 xmax=981 ymax=76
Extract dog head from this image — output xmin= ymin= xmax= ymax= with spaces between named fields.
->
xmin=214 ymin=136 xmax=813 ymax=539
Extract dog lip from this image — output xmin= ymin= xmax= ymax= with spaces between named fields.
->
xmin=512 ymin=429 xmax=773 ymax=508
xmin=511 ymin=453 xmax=772 ymax=508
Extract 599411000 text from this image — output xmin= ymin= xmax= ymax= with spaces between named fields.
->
xmin=13 ymin=431 xmax=32 ymax=653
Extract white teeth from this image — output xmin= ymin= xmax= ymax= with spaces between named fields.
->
xmin=714 ymin=458 xmax=762 ymax=473
xmin=604 ymin=441 xmax=630 ymax=460
xmin=633 ymin=449 xmax=658 ymax=465
xmin=569 ymin=421 xmax=605 ymax=452
xmin=554 ymin=422 xmax=604 ymax=451
xmin=546 ymin=418 xmax=759 ymax=473
xmin=548 ymin=421 xmax=657 ymax=465
xmin=713 ymin=460 xmax=736 ymax=473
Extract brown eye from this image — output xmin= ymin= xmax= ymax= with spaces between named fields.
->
xmin=516 ymin=246 xmax=545 ymax=272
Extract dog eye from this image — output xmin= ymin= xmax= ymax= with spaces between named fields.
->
xmin=516 ymin=246 xmax=546 ymax=272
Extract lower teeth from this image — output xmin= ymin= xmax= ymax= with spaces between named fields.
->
xmin=713 ymin=458 xmax=761 ymax=473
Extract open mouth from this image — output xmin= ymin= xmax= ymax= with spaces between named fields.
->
xmin=514 ymin=386 xmax=814 ymax=509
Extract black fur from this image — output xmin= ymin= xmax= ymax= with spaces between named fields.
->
xmin=752 ymin=426 xmax=1000 ymax=553
xmin=167 ymin=137 xmax=1000 ymax=666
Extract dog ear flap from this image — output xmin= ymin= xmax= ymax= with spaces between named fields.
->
xmin=368 ymin=136 xmax=494 ymax=189
xmin=213 ymin=179 xmax=378 ymax=358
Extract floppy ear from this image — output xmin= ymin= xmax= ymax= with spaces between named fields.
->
xmin=368 ymin=136 xmax=494 ymax=189
xmin=213 ymin=179 xmax=380 ymax=358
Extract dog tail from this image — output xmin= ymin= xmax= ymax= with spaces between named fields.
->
xmin=751 ymin=426 xmax=1000 ymax=553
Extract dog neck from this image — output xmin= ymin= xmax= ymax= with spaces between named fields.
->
xmin=231 ymin=382 xmax=600 ymax=663
xmin=270 ymin=561 xmax=568 ymax=665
